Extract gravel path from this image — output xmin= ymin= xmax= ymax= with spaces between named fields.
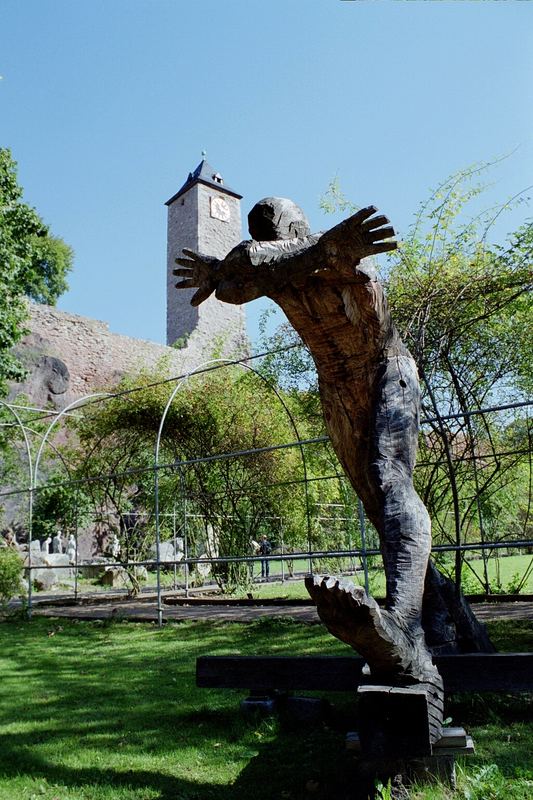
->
xmin=32 ymin=597 xmax=533 ymax=624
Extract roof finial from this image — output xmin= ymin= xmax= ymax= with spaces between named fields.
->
xmin=201 ymin=149 xmax=207 ymax=159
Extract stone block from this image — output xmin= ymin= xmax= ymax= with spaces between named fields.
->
xmin=240 ymin=696 xmax=277 ymax=715
xmin=151 ymin=541 xmax=175 ymax=563
xmin=80 ymin=557 xmax=112 ymax=578
xmin=44 ymin=553 xmax=74 ymax=580
xmin=32 ymin=568 xmax=59 ymax=591
xmin=100 ymin=567 xmax=129 ymax=588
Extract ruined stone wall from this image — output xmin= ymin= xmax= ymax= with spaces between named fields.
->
xmin=11 ymin=301 xmax=246 ymax=409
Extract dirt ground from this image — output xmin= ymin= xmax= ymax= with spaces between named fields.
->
xmin=31 ymin=594 xmax=533 ymax=624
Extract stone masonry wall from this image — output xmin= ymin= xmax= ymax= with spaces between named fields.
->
xmin=166 ymin=184 xmax=200 ymax=344
xmin=11 ymin=174 xmax=247 ymax=411
xmin=166 ymin=182 xmax=245 ymax=349
xmin=12 ymin=301 xmax=245 ymax=409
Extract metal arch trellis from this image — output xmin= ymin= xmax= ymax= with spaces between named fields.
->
xmin=33 ymin=393 xmax=112 ymax=487
xmin=0 ymin=400 xmax=35 ymax=488
xmin=1 ymin=359 xmax=531 ymax=619
xmin=67 ymin=391 xmax=147 ymax=598
xmin=29 ymin=393 xmax=112 ymax=617
xmin=0 ymin=399 xmax=84 ymax=615
xmin=153 ymin=356 xmax=315 ymax=627
xmin=0 ymin=400 xmax=35 ymax=613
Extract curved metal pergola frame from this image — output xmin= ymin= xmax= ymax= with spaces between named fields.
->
xmin=0 ymin=398 xmax=86 ymax=614
xmin=30 ymin=393 xmax=112 ymax=615
xmin=0 ymin=400 xmax=35 ymax=610
xmin=153 ymin=357 xmax=313 ymax=625
xmin=2 ymin=366 xmax=529 ymax=624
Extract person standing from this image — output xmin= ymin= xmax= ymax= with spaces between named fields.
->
xmin=258 ymin=534 xmax=272 ymax=580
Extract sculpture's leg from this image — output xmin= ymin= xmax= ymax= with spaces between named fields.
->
xmin=423 ymin=561 xmax=495 ymax=654
xmin=371 ymin=354 xmax=431 ymax=631
xmin=309 ymin=355 xmax=437 ymax=680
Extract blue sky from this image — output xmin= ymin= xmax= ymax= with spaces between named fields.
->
xmin=1 ymin=0 xmax=532 ymax=346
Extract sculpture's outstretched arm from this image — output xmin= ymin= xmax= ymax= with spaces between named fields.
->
xmin=173 ymin=251 xmax=222 ymax=307
xmin=254 ymin=205 xmax=397 ymax=290
xmin=174 ymin=206 xmax=397 ymax=305
xmin=316 ymin=205 xmax=397 ymax=266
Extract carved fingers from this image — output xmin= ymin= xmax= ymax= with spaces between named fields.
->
xmin=342 ymin=207 xmax=398 ymax=257
xmin=361 ymin=213 xmax=389 ymax=231
xmin=360 ymin=209 xmax=397 ymax=255
xmin=173 ymin=249 xmax=220 ymax=306
xmin=353 ymin=205 xmax=377 ymax=220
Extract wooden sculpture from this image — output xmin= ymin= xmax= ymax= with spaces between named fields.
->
xmin=174 ymin=197 xmax=492 ymax=734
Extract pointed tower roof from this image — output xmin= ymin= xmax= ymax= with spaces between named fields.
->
xmin=165 ymin=157 xmax=242 ymax=205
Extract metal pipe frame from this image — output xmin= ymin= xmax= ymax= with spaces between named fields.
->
xmin=1 ymin=354 xmax=531 ymax=620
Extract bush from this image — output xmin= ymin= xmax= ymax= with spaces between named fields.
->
xmin=0 ymin=548 xmax=24 ymax=610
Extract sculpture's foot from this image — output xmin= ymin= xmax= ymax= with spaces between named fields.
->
xmin=306 ymin=575 xmax=439 ymax=685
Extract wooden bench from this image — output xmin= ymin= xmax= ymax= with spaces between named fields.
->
xmin=197 ymin=652 xmax=533 ymax=694
xmin=197 ymin=652 xmax=532 ymax=791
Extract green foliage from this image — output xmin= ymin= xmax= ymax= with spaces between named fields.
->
xmin=375 ymin=779 xmax=393 ymax=800
xmin=171 ymin=331 xmax=190 ymax=350
xmin=0 ymin=546 xmax=23 ymax=609
xmin=0 ymin=148 xmax=73 ymax=395
xmin=319 ymin=175 xmax=359 ymax=215
xmin=257 ymin=315 xmax=367 ymax=561
xmin=32 ymin=471 xmax=93 ymax=540
xmin=386 ymin=163 xmax=532 ymax=590
xmin=460 ymin=763 xmax=506 ymax=800
xmin=65 ymin=365 xmax=313 ymax=592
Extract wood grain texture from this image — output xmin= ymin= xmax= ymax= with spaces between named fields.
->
xmin=196 ymin=653 xmax=533 ymax=693
xmin=175 ymin=200 xmax=494 ymax=677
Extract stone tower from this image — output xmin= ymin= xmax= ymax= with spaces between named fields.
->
xmin=165 ymin=157 xmax=245 ymax=350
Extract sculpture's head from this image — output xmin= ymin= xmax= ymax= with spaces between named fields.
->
xmin=248 ymin=197 xmax=311 ymax=241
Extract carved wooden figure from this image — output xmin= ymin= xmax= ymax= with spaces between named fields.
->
xmin=174 ymin=197 xmax=492 ymax=709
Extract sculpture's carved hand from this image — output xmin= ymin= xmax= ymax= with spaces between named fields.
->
xmin=174 ymin=249 xmax=220 ymax=306
xmin=322 ymin=205 xmax=397 ymax=261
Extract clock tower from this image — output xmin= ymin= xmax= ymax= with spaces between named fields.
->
xmin=165 ymin=157 xmax=245 ymax=350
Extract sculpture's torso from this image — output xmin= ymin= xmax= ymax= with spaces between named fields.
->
xmin=268 ymin=269 xmax=414 ymax=521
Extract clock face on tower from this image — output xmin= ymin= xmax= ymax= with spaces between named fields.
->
xmin=210 ymin=195 xmax=230 ymax=222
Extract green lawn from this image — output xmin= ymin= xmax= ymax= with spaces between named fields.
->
xmin=0 ymin=617 xmax=531 ymax=800
xmin=29 ymin=552 xmax=533 ymax=602
xmin=461 ymin=552 xmax=533 ymax=594
xmin=232 ymin=553 xmax=533 ymax=601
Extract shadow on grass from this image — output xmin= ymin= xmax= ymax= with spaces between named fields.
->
xmin=0 ymin=617 xmax=531 ymax=799
xmin=0 ymin=740 xmax=218 ymax=800
xmin=0 ymin=617 xmax=349 ymax=799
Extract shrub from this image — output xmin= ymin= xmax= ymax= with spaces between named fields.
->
xmin=0 ymin=547 xmax=24 ymax=610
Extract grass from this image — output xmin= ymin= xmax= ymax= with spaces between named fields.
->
xmin=460 ymin=553 xmax=533 ymax=594
xmin=29 ymin=552 xmax=533 ymax=602
xmin=0 ymin=615 xmax=531 ymax=800
xmin=234 ymin=552 xmax=533 ymax=601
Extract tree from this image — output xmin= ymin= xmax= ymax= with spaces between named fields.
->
xmin=385 ymin=165 xmax=532 ymax=592
xmin=63 ymin=365 xmax=315 ymax=593
xmin=32 ymin=470 xmax=93 ymax=542
xmin=0 ymin=148 xmax=73 ymax=395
